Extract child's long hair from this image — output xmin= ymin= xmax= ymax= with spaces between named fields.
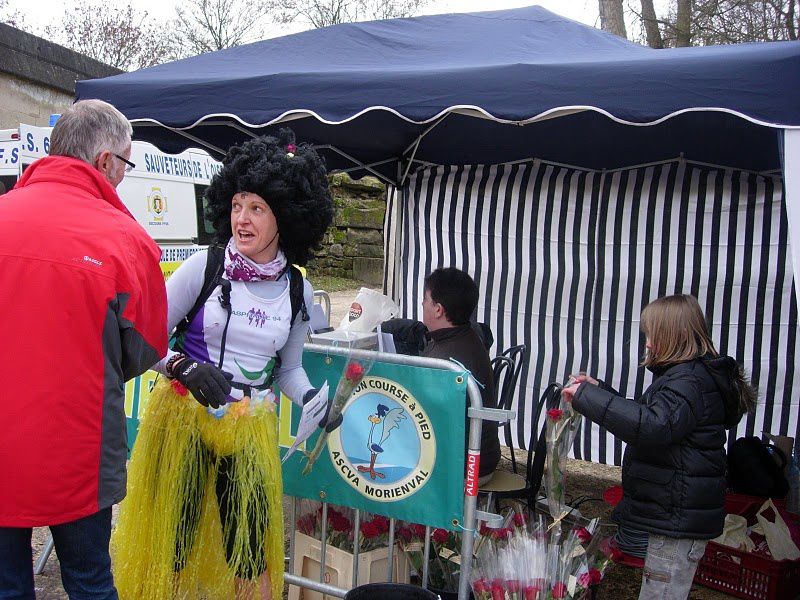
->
xmin=640 ymin=294 xmax=717 ymax=369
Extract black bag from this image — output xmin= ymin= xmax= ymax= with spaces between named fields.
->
xmin=727 ymin=436 xmax=789 ymax=498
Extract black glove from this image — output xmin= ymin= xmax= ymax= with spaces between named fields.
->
xmin=303 ymin=388 xmax=343 ymax=432
xmin=172 ymin=358 xmax=233 ymax=409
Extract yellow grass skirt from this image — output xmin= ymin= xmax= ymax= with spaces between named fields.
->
xmin=112 ymin=379 xmax=284 ymax=600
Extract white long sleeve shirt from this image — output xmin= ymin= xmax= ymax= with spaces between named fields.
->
xmin=154 ymin=249 xmax=313 ymax=405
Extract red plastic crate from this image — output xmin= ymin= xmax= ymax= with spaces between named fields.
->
xmin=694 ymin=494 xmax=800 ymax=600
xmin=695 ymin=542 xmax=800 ymax=600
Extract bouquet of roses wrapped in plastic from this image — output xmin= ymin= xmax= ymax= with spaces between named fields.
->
xmin=543 ymin=379 xmax=582 ymax=527
xmin=470 ymin=511 xmax=611 ymax=600
xmin=302 ymin=349 xmax=375 ymax=475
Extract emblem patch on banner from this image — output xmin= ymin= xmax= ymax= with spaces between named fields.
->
xmin=328 ymin=376 xmax=436 ymax=502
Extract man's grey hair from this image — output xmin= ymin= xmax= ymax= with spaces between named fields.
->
xmin=50 ymin=99 xmax=133 ymax=164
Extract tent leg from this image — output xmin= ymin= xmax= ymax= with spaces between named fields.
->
xmin=34 ymin=533 xmax=55 ymax=575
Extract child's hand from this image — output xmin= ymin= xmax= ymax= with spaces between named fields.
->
xmin=562 ymin=382 xmax=581 ymax=402
xmin=569 ymin=373 xmax=599 ymax=385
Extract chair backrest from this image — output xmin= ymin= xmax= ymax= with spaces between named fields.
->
xmin=490 ymin=356 xmax=515 ymax=410
xmin=500 ymin=344 xmax=526 ymax=401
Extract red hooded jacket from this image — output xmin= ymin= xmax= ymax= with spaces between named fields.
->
xmin=0 ymin=156 xmax=167 ymax=527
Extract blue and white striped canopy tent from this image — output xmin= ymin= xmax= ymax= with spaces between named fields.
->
xmin=77 ymin=5 xmax=800 ymax=462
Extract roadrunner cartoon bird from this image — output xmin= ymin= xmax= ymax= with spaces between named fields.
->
xmin=357 ymin=403 xmax=407 ymax=480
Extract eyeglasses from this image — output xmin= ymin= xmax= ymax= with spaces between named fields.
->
xmin=113 ymin=153 xmax=136 ymax=173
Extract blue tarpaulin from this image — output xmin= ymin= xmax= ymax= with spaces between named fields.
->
xmin=76 ymin=5 xmax=800 ymax=181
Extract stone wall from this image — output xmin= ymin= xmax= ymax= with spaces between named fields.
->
xmin=0 ymin=23 xmax=122 ymax=128
xmin=309 ymin=173 xmax=386 ymax=285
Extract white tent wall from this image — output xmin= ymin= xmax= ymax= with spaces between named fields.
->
xmin=384 ymin=159 xmax=800 ymax=465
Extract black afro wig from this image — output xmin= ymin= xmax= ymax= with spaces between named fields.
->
xmin=205 ymin=129 xmax=333 ymax=265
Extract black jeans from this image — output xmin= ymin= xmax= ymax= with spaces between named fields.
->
xmin=0 ymin=508 xmax=117 ymax=600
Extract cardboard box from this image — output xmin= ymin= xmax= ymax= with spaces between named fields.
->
xmin=763 ymin=432 xmax=795 ymax=477
xmin=288 ymin=532 xmax=411 ymax=600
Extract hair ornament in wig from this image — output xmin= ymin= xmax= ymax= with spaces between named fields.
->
xmin=204 ymin=129 xmax=333 ymax=266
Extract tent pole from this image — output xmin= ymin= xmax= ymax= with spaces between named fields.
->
xmin=313 ymin=144 xmax=396 ymax=186
xmin=399 ymin=115 xmax=450 ymax=186
xmin=154 ymin=126 xmax=226 ymax=157
xmin=783 ymin=129 xmax=800 ymax=301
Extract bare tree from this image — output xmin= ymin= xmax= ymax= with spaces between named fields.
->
xmin=276 ymin=0 xmax=428 ymax=29
xmin=599 ymin=0 xmax=629 ymax=38
xmin=639 ymin=0 xmax=665 ymax=47
xmin=175 ymin=0 xmax=273 ymax=54
xmin=674 ymin=0 xmax=693 ymax=45
xmin=628 ymin=0 xmax=798 ymax=47
xmin=690 ymin=0 xmax=798 ymax=43
xmin=44 ymin=2 xmax=178 ymax=70
xmin=0 ymin=0 xmax=25 ymax=28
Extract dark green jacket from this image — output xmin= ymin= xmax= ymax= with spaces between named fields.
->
xmin=422 ymin=325 xmax=500 ymax=477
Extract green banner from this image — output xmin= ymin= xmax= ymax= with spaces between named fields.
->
xmin=125 ymin=350 xmax=467 ymax=530
xmin=280 ymin=350 xmax=467 ymax=531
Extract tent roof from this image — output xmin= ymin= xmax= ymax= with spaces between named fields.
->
xmin=76 ymin=5 xmax=800 ymax=182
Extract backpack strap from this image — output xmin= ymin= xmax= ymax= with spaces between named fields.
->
xmin=170 ymin=243 xmax=226 ymax=351
xmin=288 ymin=264 xmax=309 ymax=325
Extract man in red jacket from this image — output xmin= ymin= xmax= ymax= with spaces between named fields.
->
xmin=0 ymin=100 xmax=168 ymax=599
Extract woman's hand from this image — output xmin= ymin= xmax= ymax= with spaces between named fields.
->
xmin=172 ymin=358 xmax=233 ymax=408
xmin=303 ymin=388 xmax=343 ymax=432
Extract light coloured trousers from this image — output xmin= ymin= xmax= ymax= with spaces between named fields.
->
xmin=638 ymin=534 xmax=707 ymax=600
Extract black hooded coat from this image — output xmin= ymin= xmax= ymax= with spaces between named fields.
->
xmin=572 ymin=356 xmax=751 ymax=539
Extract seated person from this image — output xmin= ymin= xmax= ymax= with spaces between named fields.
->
xmin=419 ymin=267 xmax=500 ymax=484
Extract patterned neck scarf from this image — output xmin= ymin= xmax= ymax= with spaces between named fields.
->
xmin=224 ymin=238 xmax=288 ymax=282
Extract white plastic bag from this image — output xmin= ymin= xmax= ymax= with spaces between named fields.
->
xmin=712 ymin=514 xmax=755 ymax=551
xmin=754 ymin=498 xmax=800 ymax=560
xmin=338 ymin=288 xmax=399 ymax=333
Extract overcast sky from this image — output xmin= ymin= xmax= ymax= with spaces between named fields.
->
xmin=8 ymin=0 xmax=604 ymax=38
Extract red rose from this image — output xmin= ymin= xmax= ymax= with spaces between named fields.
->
xmin=472 ymin=578 xmax=488 ymax=594
xmin=361 ymin=522 xmax=379 ymax=538
xmin=491 ymin=580 xmax=505 ymax=600
xmin=411 ymin=523 xmax=427 ymax=539
xmin=579 ymin=568 xmax=602 ymax=587
xmin=513 ymin=513 xmax=526 ymax=527
xmin=523 ymin=585 xmax=540 ymax=600
xmin=397 ymin=527 xmax=413 ymax=543
xmin=610 ymin=546 xmax=624 ymax=562
xmin=345 ymin=362 xmax=364 ymax=382
xmin=547 ymin=408 xmax=564 ymax=421
xmin=297 ymin=514 xmax=316 ymax=535
xmin=373 ymin=515 xmax=390 ymax=533
xmin=432 ymin=528 xmax=449 ymax=544
xmin=479 ymin=522 xmax=491 ymax=536
xmin=331 ymin=514 xmax=350 ymax=532
xmin=171 ymin=379 xmax=188 ymax=396
xmin=573 ymin=526 xmax=592 ymax=544
xmin=552 ymin=582 xmax=567 ymax=599
xmin=506 ymin=579 xmax=520 ymax=593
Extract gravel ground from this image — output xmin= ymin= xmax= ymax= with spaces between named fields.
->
xmin=27 ymin=288 xmax=735 ymax=599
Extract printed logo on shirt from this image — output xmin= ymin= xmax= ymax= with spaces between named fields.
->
xmin=72 ymin=255 xmax=104 ymax=267
xmin=327 ymin=377 xmax=436 ymax=502
xmin=240 ymin=307 xmax=282 ymax=328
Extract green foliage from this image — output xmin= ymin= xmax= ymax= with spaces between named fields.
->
xmin=306 ymin=272 xmax=362 ymax=293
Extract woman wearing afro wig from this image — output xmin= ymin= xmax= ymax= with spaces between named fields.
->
xmin=112 ymin=131 xmax=334 ymax=600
